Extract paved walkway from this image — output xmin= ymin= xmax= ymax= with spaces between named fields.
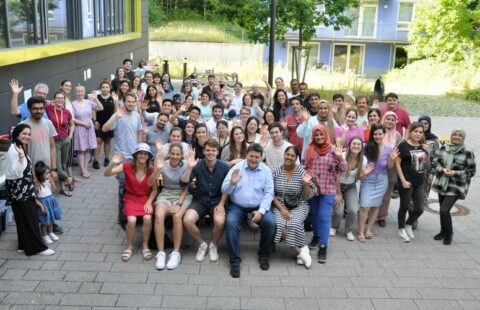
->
xmin=0 ymin=117 xmax=479 ymax=310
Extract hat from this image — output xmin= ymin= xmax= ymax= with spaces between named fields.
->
xmin=133 ymin=143 xmax=153 ymax=159
xmin=227 ymin=109 xmax=237 ymax=119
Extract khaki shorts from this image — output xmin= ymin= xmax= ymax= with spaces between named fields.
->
xmin=155 ymin=188 xmax=192 ymax=207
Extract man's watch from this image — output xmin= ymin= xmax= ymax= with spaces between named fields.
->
xmin=52 ymin=168 xmax=58 ymax=172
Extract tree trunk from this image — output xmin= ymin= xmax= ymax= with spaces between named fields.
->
xmin=297 ymin=24 xmax=303 ymax=82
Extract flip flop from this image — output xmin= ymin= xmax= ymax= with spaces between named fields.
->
xmin=59 ymin=189 xmax=73 ymax=197
xmin=365 ymin=232 xmax=373 ymax=239
xmin=81 ymin=171 xmax=90 ymax=179
xmin=142 ymin=248 xmax=153 ymax=261
xmin=121 ymin=249 xmax=133 ymax=262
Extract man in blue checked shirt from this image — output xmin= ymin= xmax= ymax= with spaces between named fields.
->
xmin=221 ymin=143 xmax=275 ymax=278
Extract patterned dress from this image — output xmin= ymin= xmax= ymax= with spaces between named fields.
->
xmin=271 ymin=165 xmax=315 ymax=247
xmin=73 ymin=99 xmax=98 ymax=151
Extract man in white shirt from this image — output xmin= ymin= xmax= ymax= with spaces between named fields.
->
xmin=230 ymin=82 xmax=244 ymax=116
xmin=263 ymin=122 xmax=299 ymax=168
xmin=206 ymin=104 xmax=230 ymax=137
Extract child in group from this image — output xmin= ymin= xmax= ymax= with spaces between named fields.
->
xmin=35 ymin=161 xmax=63 ymax=244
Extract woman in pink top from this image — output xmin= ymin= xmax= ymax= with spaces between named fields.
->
xmin=335 ymin=108 xmax=365 ymax=149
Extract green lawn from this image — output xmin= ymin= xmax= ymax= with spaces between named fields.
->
xmin=149 ymin=20 xmax=245 ymax=43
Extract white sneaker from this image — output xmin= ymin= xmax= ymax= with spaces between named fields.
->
xmin=329 ymin=228 xmax=337 ymax=237
xmin=43 ymin=235 xmax=53 ymax=244
xmin=49 ymin=232 xmax=59 ymax=241
xmin=166 ymin=251 xmax=182 ymax=270
xmin=346 ymin=231 xmax=355 ymax=241
xmin=195 ymin=242 xmax=208 ymax=262
xmin=208 ymin=243 xmax=219 ymax=262
xmin=38 ymin=248 xmax=55 ymax=256
xmin=297 ymin=246 xmax=312 ymax=269
xmin=296 ymin=257 xmax=304 ymax=265
xmin=405 ymin=225 xmax=415 ymax=240
xmin=398 ymin=229 xmax=410 ymax=243
xmin=156 ymin=251 xmax=166 ymax=270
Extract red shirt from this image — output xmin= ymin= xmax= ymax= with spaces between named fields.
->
xmin=45 ymin=105 xmax=72 ymax=141
xmin=285 ymin=114 xmax=305 ymax=153
xmin=380 ymin=106 xmax=411 ymax=136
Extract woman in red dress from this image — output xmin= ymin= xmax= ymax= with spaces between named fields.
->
xmin=104 ymin=143 xmax=157 ymax=262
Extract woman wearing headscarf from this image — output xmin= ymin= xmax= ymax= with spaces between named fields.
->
xmin=431 ymin=129 xmax=476 ymax=245
xmin=306 ymin=124 xmax=347 ymax=263
xmin=377 ymin=111 xmax=402 ymax=227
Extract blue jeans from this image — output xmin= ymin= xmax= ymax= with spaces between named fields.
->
xmin=309 ymin=194 xmax=335 ymax=247
xmin=225 ymin=203 xmax=275 ymax=267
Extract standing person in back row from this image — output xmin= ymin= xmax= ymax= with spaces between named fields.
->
xmin=380 ymin=93 xmax=411 ymax=137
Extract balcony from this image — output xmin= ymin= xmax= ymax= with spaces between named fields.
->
xmin=286 ymin=22 xmax=410 ymax=43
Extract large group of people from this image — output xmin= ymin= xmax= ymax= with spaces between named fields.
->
xmin=5 ymin=58 xmax=476 ymax=279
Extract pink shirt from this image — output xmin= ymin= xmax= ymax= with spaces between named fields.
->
xmin=380 ymin=106 xmax=411 ymax=136
xmin=311 ymin=148 xmax=347 ymax=195
xmin=285 ymin=114 xmax=305 ymax=152
xmin=45 ymin=105 xmax=72 ymax=141
xmin=335 ymin=126 xmax=364 ymax=148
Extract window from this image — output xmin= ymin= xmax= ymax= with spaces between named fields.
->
xmin=287 ymin=42 xmax=320 ymax=72
xmin=344 ymin=5 xmax=377 ymax=38
xmin=333 ymin=44 xmax=365 ymax=74
xmin=397 ymin=2 xmax=414 ymax=30
xmin=1 ymin=0 xmax=132 ymax=48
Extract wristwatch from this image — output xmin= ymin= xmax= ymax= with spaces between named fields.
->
xmin=52 ymin=168 xmax=58 ymax=172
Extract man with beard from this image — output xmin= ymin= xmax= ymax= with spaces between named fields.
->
xmin=21 ymin=97 xmax=58 ymax=181
xmin=206 ymin=104 xmax=230 ymax=137
xmin=296 ymin=82 xmax=310 ymax=110
xmin=102 ymin=92 xmax=143 ymax=228
xmin=145 ymin=112 xmax=172 ymax=157
xmin=10 ymin=79 xmax=50 ymax=120
xmin=288 ymin=79 xmax=300 ymax=98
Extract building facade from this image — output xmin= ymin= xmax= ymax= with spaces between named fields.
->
xmin=266 ymin=0 xmax=414 ymax=78
xmin=0 ymin=0 xmax=149 ymax=133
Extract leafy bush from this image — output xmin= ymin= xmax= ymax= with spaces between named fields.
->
xmin=149 ymin=1 xmax=166 ymax=27
xmin=465 ymin=89 xmax=480 ymax=102
xmin=167 ymin=8 xmax=203 ymax=21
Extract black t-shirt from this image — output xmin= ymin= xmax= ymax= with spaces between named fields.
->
xmin=96 ymin=95 xmax=115 ymax=125
xmin=146 ymin=99 xmax=160 ymax=113
xmin=251 ymin=93 xmax=265 ymax=107
xmin=398 ymin=141 xmax=427 ymax=186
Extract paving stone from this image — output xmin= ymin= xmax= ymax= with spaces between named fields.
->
xmin=94 ymin=272 xmax=148 ymax=283
xmin=350 ymin=277 xmax=394 ymax=288
xmin=153 ymin=284 xmax=197 ymax=296
xmin=345 ymin=287 xmax=390 ymax=299
xmin=240 ymin=297 xmax=285 ymax=310
xmin=315 ymin=298 xmax=374 ymax=310
xmin=197 ymin=285 xmax=250 ymax=297
xmin=391 ymin=277 xmax=444 ymax=288
xmin=64 ymin=271 xmax=98 ymax=282
xmin=78 ymin=282 xmax=102 ymax=294
xmin=303 ymin=287 xmax=347 ymax=299
xmin=416 ymin=288 xmax=475 ymax=300
xmin=161 ymin=296 xmax=207 ymax=309
xmin=115 ymin=294 xmax=163 ymax=307
xmin=284 ymin=298 xmax=319 ymax=310
xmin=100 ymin=283 xmax=155 ymax=295
xmin=206 ymin=296 xmax=240 ymax=309
xmin=386 ymin=287 xmax=422 ymax=299
xmin=40 ymin=261 xmax=65 ymax=271
xmin=414 ymin=299 xmax=462 ymax=310
xmin=1 ymin=269 xmax=27 ymax=280
xmin=61 ymin=262 xmax=112 ymax=272
xmin=0 ymin=280 xmax=39 ymax=292
xmin=279 ymin=276 xmax=330 ymax=287
xmin=60 ymin=294 xmax=119 ymax=307
xmin=3 ymin=292 xmax=63 ymax=305
xmin=23 ymin=271 xmax=67 ymax=281
xmin=35 ymin=281 xmax=81 ymax=293
xmin=85 ymin=253 xmax=107 ymax=262
xmin=147 ymin=273 xmax=189 ymax=284
xmin=372 ymin=299 xmax=419 ymax=310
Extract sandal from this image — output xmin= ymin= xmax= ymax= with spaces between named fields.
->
xmin=142 ymin=248 xmax=153 ymax=261
xmin=365 ymin=232 xmax=373 ymax=239
xmin=121 ymin=249 xmax=133 ymax=262
xmin=66 ymin=177 xmax=74 ymax=192
xmin=358 ymin=235 xmax=367 ymax=243
xmin=59 ymin=189 xmax=73 ymax=197
xmin=81 ymin=171 xmax=90 ymax=179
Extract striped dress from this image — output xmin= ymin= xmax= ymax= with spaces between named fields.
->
xmin=271 ymin=165 xmax=315 ymax=247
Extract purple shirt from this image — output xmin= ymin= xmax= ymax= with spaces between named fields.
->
xmin=335 ymin=126 xmax=365 ymax=148
xmin=369 ymin=144 xmax=392 ymax=175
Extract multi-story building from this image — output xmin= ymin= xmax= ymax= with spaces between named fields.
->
xmin=0 ymin=0 xmax=149 ymax=132
xmin=267 ymin=0 xmax=414 ymax=78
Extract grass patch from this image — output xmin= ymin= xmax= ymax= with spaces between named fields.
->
xmin=149 ymin=20 xmax=245 ymax=43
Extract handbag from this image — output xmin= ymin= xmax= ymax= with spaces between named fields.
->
xmin=283 ymin=193 xmax=300 ymax=210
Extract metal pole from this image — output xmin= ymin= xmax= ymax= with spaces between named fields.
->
xmin=268 ymin=0 xmax=276 ymax=86
xmin=183 ymin=58 xmax=188 ymax=79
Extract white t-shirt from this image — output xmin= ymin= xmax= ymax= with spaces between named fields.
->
xmin=340 ymin=154 xmax=367 ymax=184
xmin=263 ymin=140 xmax=299 ymax=169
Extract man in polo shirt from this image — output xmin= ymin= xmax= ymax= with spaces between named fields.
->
xmin=222 ymin=143 xmax=275 ymax=278
xmin=10 ymin=79 xmax=49 ymax=120
xmin=181 ymin=139 xmax=230 ymax=263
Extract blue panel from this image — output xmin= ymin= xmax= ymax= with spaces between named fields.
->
xmin=320 ymin=42 xmax=331 ymax=66
xmin=264 ymin=41 xmax=288 ymax=65
xmin=364 ymin=42 xmax=393 ymax=78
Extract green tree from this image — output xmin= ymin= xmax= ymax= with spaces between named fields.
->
xmin=408 ymin=0 xmax=480 ymax=62
xmin=234 ymin=0 xmax=358 ymax=80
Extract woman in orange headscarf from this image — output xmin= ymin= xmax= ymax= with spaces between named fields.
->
xmin=305 ymin=124 xmax=347 ymax=264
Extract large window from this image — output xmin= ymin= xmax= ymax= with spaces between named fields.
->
xmin=397 ymin=1 xmax=414 ymax=30
xmin=344 ymin=5 xmax=377 ymax=38
xmin=287 ymin=42 xmax=320 ymax=71
xmin=333 ymin=44 xmax=365 ymax=74
xmin=1 ymin=0 xmax=133 ymax=49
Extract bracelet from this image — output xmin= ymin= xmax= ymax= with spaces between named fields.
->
xmin=52 ymin=168 xmax=58 ymax=172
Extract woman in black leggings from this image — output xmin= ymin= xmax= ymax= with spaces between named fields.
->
xmin=431 ymin=128 xmax=476 ymax=245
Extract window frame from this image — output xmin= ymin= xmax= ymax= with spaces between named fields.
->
xmin=397 ymin=0 xmax=415 ymax=31
xmin=344 ymin=3 xmax=378 ymax=38
xmin=331 ymin=43 xmax=366 ymax=75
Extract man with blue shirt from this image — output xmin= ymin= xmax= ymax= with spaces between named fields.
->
xmin=10 ymin=79 xmax=49 ymax=120
xmin=221 ymin=143 xmax=275 ymax=278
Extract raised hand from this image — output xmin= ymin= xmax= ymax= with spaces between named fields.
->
xmin=179 ymin=104 xmax=188 ymax=112
xmin=301 ymin=108 xmax=311 ymax=122
xmin=90 ymin=90 xmax=98 ymax=101
xmin=141 ymin=101 xmax=149 ymax=111
xmin=389 ymin=148 xmax=400 ymax=161
xmin=279 ymin=118 xmax=288 ymax=130
xmin=9 ymin=79 xmax=23 ymax=95
xmin=303 ymin=169 xmax=313 ymax=184
xmin=230 ymin=168 xmax=242 ymax=185
xmin=334 ymin=140 xmax=343 ymax=157
xmin=155 ymin=152 xmax=165 ymax=170
xmin=186 ymin=147 xmax=197 ymax=169
xmin=111 ymin=152 xmax=124 ymax=164
xmin=155 ymin=139 xmax=164 ymax=153
xmin=13 ymin=143 xmax=25 ymax=156
xmin=116 ymin=107 xmax=125 ymax=119
xmin=111 ymin=92 xmax=119 ymax=102
xmin=363 ymin=162 xmax=375 ymax=175
xmin=259 ymin=130 xmax=269 ymax=148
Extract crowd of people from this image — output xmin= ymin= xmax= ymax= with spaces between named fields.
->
xmin=5 ymin=58 xmax=477 ymax=278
